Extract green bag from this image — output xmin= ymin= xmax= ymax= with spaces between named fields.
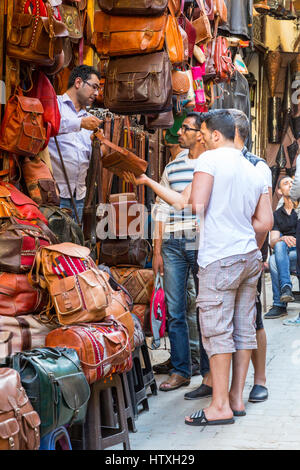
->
xmin=11 ymin=347 xmax=90 ymax=437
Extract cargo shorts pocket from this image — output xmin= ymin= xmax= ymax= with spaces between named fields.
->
xmin=197 ymin=298 xmax=224 ymax=339
xmin=216 ymin=258 xmax=247 ymax=291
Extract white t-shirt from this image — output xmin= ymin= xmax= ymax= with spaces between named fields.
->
xmin=256 ymin=161 xmax=272 ymax=189
xmin=194 ymin=147 xmax=268 ymax=268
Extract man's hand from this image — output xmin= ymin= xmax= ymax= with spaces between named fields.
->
xmin=81 ymin=116 xmax=102 ymax=131
xmin=279 ymin=235 xmax=296 ymax=248
xmin=122 ymin=171 xmax=148 ymax=186
xmin=152 ymin=252 xmax=164 ymax=276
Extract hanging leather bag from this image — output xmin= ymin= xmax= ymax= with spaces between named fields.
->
xmin=0 ymin=93 xmax=47 ymax=158
xmin=92 ymin=10 xmax=167 ymax=57
xmin=0 ymin=368 xmax=41 ymax=450
xmin=45 ymin=320 xmax=132 ymax=384
xmin=108 ymin=192 xmax=144 ymax=238
xmin=165 ymin=0 xmax=185 ymax=64
xmin=7 ymin=0 xmax=69 ymax=68
xmin=214 ymin=0 xmax=227 ymax=24
xmin=214 ymin=36 xmax=235 ymax=83
xmin=144 ymin=110 xmax=175 ymax=130
xmin=22 ymin=156 xmax=60 ymax=206
xmin=104 ymin=51 xmax=173 ymax=115
xmin=192 ymin=0 xmax=212 ymax=45
xmin=11 ymin=347 xmax=90 ymax=438
xmin=58 ymin=2 xmax=83 ymax=42
xmin=98 ymin=0 xmax=169 ymax=16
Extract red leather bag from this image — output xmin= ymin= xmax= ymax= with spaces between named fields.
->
xmin=0 ymin=273 xmax=47 ymax=316
xmin=214 ymin=36 xmax=235 ymax=82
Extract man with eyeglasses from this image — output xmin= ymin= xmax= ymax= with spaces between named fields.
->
xmin=152 ymin=112 xmax=209 ymax=393
xmin=48 ymin=65 xmax=102 ymax=223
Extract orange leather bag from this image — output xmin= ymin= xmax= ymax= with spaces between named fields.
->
xmin=214 ymin=0 xmax=227 ymax=24
xmin=165 ymin=0 xmax=185 ymax=64
xmin=92 ymin=10 xmax=168 ymax=56
xmin=22 ymin=156 xmax=60 ymax=206
xmin=192 ymin=0 xmax=212 ymax=45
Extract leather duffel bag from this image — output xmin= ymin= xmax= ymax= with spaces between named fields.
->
xmin=0 ymin=314 xmax=57 ymax=363
xmin=98 ymin=0 xmax=168 ymax=16
xmin=93 ymin=10 xmax=167 ymax=56
xmin=11 ymin=347 xmax=90 ymax=438
xmin=104 ymin=51 xmax=173 ymax=115
xmin=0 ymin=368 xmax=41 ymax=450
xmin=110 ymin=266 xmax=155 ymax=305
xmin=99 ymin=238 xmax=152 ymax=268
xmin=46 ymin=320 xmax=132 ymax=384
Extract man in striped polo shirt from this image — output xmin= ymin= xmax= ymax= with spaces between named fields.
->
xmin=153 ymin=112 xmax=209 ymax=392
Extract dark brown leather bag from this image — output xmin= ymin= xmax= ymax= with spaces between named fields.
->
xmin=104 ymin=51 xmax=173 ymax=115
xmin=7 ymin=1 xmax=69 ymax=67
xmin=144 ymin=110 xmax=174 ymax=130
xmin=99 ymin=238 xmax=152 ymax=268
xmin=98 ymin=0 xmax=168 ymax=16
xmin=0 ymin=94 xmax=47 ymax=157
xmin=93 ymin=10 xmax=167 ymax=56
xmin=0 ymin=368 xmax=40 ymax=450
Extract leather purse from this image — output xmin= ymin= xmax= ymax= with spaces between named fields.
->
xmin=7 ymin=0 xmax=69 ymax=68
xmin=59 ymin=3 xmax=83 ymax=42
xmin=110 ymin=266 xmax=155 ymax=305
xmin=214 ymin=0 xmax=227 ymax=24
xmin=214 ymin=36 xmax=235 ymax=83
xmin=178 ymin=13 xmax=196 ymax=58
xmin=22 ymin=156 xmax=60 ymax=206
xmin=98 ymin=0 xmax=169 ymax=16
xmin=165 ymin=1 xmax=185 ymax=64
xmin=99 ymin=238 xmax=152 ymax=268
xmin=0 ymin=314 xmax=57 ymax=362
xmin=11 ymin=347 xmax=90 ymax=438
xmin=192 ymin=0 xmax=212 ymax=45
xmin=0 ymin=368 xmax=41 ymax=450
xmin=93 ymin=10 xmax=167 ymax=56
xmin=0 ymin=273 xmax=47 ymax=317
xmin=45 ymin=320 xmax=132 ymax=384
xmin=0 ymin=93 xmax=47 ymax=157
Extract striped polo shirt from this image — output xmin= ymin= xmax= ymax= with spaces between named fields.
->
xmin=154 ymin=150 xmax=198 ymax=233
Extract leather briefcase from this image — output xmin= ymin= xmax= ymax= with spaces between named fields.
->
xmin=110 ymin=266 xmax=155 ymax=305
xmin=0 ymin=368 xmax=41 ymax=450
xmin=11 ymin=347 xmax=90 ymax=438
xmin=98 ymin=0 xmax=169 ymax=16
xmin=46 ymin=320 xmax=132 ymax=384
xmin=99 ymin=238 xmax=153 ymax=268
xmin=93 ymin=10 xmax=167 ymax=56
xmin=104 ymin=51 xmax=173 ymax=115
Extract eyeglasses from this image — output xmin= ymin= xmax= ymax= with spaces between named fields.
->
xmin=181 ymin=124 xmax=199 ymax=133
xmin=83 ymin=80 xmax=100 ymax=92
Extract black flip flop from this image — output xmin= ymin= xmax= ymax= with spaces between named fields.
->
xmin=185 ymin=409 xmax=235 ymax=426
xmin=232 ymin=410 xmax=246 ymax=417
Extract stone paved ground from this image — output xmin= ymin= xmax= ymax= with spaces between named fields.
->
xmin=118 ymin=274 xmax=300 ymax=450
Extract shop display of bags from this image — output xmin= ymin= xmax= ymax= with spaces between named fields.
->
xmin=110 ymin=267 xmax=155 ymax=305
xmin=0 ymin=368 xmax=41 ymax=450
xmin=11 ymin=347 xmax=90 ymax=438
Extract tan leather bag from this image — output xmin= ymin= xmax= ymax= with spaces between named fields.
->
xmin=92 ymin=10 xmax=167 ymax=56
xmin=193 ymin=0 xmax=212 ymax=45
xmin=165 ymin=1 xmax=185 ymax=64
xmin=110 ymin=267 xmax=155 ymax=305
xmin=0 ymin=368 xmax=40 ymax=450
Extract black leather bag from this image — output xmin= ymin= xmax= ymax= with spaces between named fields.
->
xmin=39 ymin=205 xmax=84 ymax=245
xmin=99 ymin=238 xmax=152 ymax=268
xmin=11 ymin=347 xmax=90 ymax=438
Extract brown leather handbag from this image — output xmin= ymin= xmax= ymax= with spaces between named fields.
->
xmin=0 ymin=273 xmax=47 ymax=317
xmin=0 ymin=94 xmax=47 ymax=157
xmin=99 ymin=238 xmax=152 ymax=268
xmin=144 ymin=110 xmax=175 ymax=130
xmin=98 ymin=0 xmax=169 ymax=16
xmin=7 ymin=1 xmax=69 ymax=67
xmin=0 ymin=368 xmax=41 ymax=450
xmin=59 ymin=3 xmax=83 ymax=42
xmin=22 ymin=156 xmax=60 ymax=206
xmin=108 ymin=192 xmax=144 ymax=238
xmin=214 ymin=0 xmax=227 ymax=24
xmin=104 ymin=51 xmax=173 ymax=115
xmin=110 ymin=267 xmax=155 ymax=305
xmin=93 ymin=10 xmax=167 ymax=57
xmin=165 ymin=1 xmax=185 ymax=64
xmin=46 ymin=320 xmax=132 ymax=384
xmin=214 ymin=36 xmax=235 ymax=83
xmin=192 ymin=0 xmax=212 ymax=45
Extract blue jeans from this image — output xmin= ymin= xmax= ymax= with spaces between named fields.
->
xmin=60 ymin=197 xmax=84 ymax=224
xmin=162 ymin=234 xmax=209 ymax=379
xmin=269 ymin=242 xmax=297 ymax=307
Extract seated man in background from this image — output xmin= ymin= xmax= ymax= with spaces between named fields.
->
xmin=265 ymin=176 xmax=298 ymax=319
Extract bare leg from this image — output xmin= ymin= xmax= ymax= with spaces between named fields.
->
xmin=229 ymin=349 xmax=252 ymax=412
xmin=202 ymin=371 xmax=212 ymax=387
xmin=251 ymin=328 xmax=267 ymax=386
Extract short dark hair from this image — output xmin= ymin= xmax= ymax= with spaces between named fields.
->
xmin=185 ymin=112 xmax=205 ymax=130
xmin=229 ymin=109 xmax=249 ymax=142
xmin=68 ymin=65 xmax=101 ymax=89
xmin=202 ymin=109 xmax=236 ymax=141
xmin=277 ymin=175 xmax=292 ymax=190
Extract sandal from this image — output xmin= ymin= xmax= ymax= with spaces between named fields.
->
xmin=185 ymin=409 xmax=235 ymax=426
xmin=159 ymin=373 xmax=190 ymax=392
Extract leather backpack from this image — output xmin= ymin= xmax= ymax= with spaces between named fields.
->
xmin=98 ymin=0 xmax=169 ymax=16
xmin=0 ymin=368 xmax=41 ymax=450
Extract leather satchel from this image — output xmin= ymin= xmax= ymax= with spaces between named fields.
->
xmin=0 ymin=94 xmax=47 ymax=157
xmin=22 ymin=156 xmax=60 ymax=206
xmin=7 ymin=1 xmax=69 ymax=68
xmin=45 ymin=320 xmax=133 ymax=384
xmin=99 ymin=238 xmax=153 ymax=268
xmin=59 ymin=3 xmax=83 ymax=42
xmin=93 ymin=10 xmax=168 ymax=56
xmin=104 ymin=51 xmax=173 ymax=115
xmin=0 ymin=368 xmax=41 ymax=450
xmin=98 ymin=0 xmax=169 ymax=16
xmin=110 ymin=266 xmax=155 ymax=305
xmin=0 ymin=314 xmax=57 ymax=362
xmin=192 ymin=0 xmax=212 ymax=45
xmin=11 ymin=347 xmax=90 ymax=437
